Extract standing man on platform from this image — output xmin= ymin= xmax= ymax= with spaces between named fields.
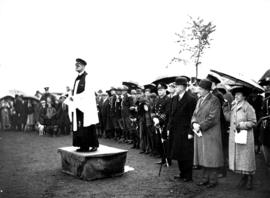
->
xmin=66 ymin=58 xmax=99 ymax=152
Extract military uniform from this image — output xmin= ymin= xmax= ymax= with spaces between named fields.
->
xmin=152 ymin=86 xmax=170 ymax=160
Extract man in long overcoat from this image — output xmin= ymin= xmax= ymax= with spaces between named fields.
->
xmin=192 ymin=79 xmax=224 ymax=188
xmin=167 ymin=77 xmax=197 ymax=182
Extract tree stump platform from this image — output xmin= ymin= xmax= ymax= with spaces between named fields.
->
xmin=58 ymin=145 xmax=128 ymax=180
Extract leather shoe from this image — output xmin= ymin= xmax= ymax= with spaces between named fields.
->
xmin=76 ymin=148 xmax=89 ymax=152
xmin=183 ymin=178 xmax=193 ymax=182
xmin=197 ymin=181 xmax=209 ymax=186
xmin=206 ymin=183 xmax=217 ymax=188
xmin=155 ymin=160 xmax=165 ymax=165
xmin=90 ymin=147 xmax=98 ymax=152
xmin=174 ymin=175 xmax=184 ymax=180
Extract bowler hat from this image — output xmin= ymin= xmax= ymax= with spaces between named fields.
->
xmin=76 ymin=58 xmax=87 ymax=66
xmin=175 ymin=76 xmax=188 ymax=86
xmin=199 ymin=79 xmax=212 ymax=91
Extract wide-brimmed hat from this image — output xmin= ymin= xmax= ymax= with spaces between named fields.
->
xmin=230 ymin=85 xmax=251 ymax=97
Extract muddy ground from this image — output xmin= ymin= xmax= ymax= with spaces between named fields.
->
xmin=0 ymin=131 xmax=269 ymax=198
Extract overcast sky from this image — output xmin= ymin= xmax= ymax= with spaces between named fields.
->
xmin=0 ymin=0 xmax=269 ymax=95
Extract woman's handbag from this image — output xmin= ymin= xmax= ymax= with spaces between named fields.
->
xmin=235 ymin=130 xmax=247 ymax=144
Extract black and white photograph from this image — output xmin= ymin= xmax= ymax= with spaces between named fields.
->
xmin=0 ymin=0 xmax=270 ymax=197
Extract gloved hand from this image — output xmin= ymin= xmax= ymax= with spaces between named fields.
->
xmin=236 ymin=124 xmax=241 ymax=133
xmin=167 ymin=130 xmax=170 ymax=137
xmin=144 ymin=104 xmax=149 ymax=111
xmin=192 ymin=123 xmax=200 ymax=132
xmin=153 ymin=117 xmax=159 ymax=126
xmin=188 ymin=134 xmax=193 ymax=139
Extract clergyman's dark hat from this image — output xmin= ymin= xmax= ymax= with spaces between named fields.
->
xmin=76 ymin=58 xmax=87 ymax=66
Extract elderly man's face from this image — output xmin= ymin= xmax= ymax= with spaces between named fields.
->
xmin=198 ymin=87 xmax=209 ymax=97
xmin=75 ymin=63 xmax=85 ymax=73
xmin=175 ymin=85 xmax=186 ymax=94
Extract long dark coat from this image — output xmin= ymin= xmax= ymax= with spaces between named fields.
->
xmin=100 ymin=98 xmax=114 ymax=131
xmin=167 ymin=91 xmax=197 ymax=161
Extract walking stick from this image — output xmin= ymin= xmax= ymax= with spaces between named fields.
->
xmin=156 ymin=126 xmax=169 ymax=176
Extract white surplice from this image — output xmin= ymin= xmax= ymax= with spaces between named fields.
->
xmin=64 ymin=72 xmax=99 ymax=131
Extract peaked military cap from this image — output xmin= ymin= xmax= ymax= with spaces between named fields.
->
xmin=76 ymin=58 xmax=87 ymax=66
xmin=157 ymin=83 xmax=167 ymax=90
xmin=207 ymin=74 xmax=221 ymax=84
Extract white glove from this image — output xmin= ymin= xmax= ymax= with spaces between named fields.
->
xmin=188 ymin=134 xmax=193 ymax=139
xmin=167 ymin=130 xmax=170 ymax=137
xmin=193 ymin=123 xmax=200 ymax=132
xmin=144 ymin=104 xmax=149 ymax=111
xmin=153 ymin=117 xmax=159 ymax=126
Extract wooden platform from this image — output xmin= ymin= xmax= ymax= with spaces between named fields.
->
xmin=58 ymin=145 xmax=128 ymax=180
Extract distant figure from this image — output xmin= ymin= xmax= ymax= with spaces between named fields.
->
xmin=14 ymin=95 xmax=24 ymax=131
xmin=40 ymin=87 xmax=56 ymax=106
xmin=25 ymin=100 xmax=35 ymax=131
xmin=0 ymin=100 xmax=11 ymax=130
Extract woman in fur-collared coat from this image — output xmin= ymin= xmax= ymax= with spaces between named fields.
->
xmin=224 ymin=85 xmax=256 ymax=190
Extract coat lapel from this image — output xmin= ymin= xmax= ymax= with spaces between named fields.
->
xmin=196 ymin=93 xmax=212 ymax=114
xmin=172 ymin=92 xmax=189 ymax=115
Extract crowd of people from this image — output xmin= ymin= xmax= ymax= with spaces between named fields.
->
xmin=0 ymin=88 xmax=71 ymax=136
xmin=95 ymin=74 xmax=270 ymax=190
xmin=1 ymin=72 xmax=270 ymax=190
